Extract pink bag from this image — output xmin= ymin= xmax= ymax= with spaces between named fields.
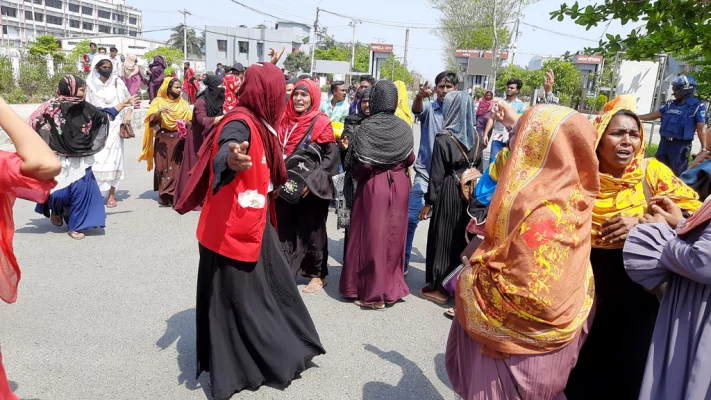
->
xmin=176 ymin=119 xmax=188 ymax=140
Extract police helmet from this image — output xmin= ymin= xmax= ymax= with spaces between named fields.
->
xmin=671 ymin=75 xmax=697 ymax=98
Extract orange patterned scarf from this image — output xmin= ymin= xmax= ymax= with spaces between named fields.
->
xmin=456 ymin=105 xmax=600 ymax=357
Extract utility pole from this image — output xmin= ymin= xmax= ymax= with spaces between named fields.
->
xmin=310 ymin=7 xmax=320 ymax=76
xmin=179 ymin=9 xmax=191 ymax=64
xmin=510 ymin=1 xmax=523 ymax=65
xmin=349 ymin=19 xmax=359 ymax=72
xmin=490 ymin=0 xmax=498 ymax=91
xmin=404 ymin=29 xmax=409 ymax=69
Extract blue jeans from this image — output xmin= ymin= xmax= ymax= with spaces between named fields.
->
xmin=656 ymin=138 xmax=692 ymax=177
xmin=490 ymin=140 xmax=506 ymax=162
xmin=405 ymin=172 xmax=428 ymax=268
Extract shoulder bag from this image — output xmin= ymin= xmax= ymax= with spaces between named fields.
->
xmin=450 ymin=135 xmax=482 ymax=203
xmin=116 ymin=79 xmax=135 ymax=139
xmin=278 ymin=116 xmax=323 ymax=204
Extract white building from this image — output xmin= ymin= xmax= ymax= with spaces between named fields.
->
xmin=0 ymin=0 xmax=142 ymax=46
xmin=61 ymin=35 xmax=164 ymax=61
xmin=528 ymin=55 xmax=556 ymax=70
xmin=205 ymin=22 xmax=311 ymax=72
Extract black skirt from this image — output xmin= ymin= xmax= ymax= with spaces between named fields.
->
xmin=564 ymin=248 xmax=659 ymax=400
xmin=425 ymin=175 xmax=469 ymax=294
xmin=275 ymin=195 xmax=330 ymax=279
xmin=196 ymin=212 xmax=326 ymax=399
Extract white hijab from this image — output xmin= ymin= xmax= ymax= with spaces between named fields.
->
xmin=86 ymin=55 xmax=128 ymax=108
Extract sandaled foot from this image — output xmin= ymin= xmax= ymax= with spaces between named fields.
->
xmin=303 ymin=279 xmax=327 ymax=293
xmin=444 ymin=307 xmax=456 ymax=319
xmin=51 ymin=213 xmax=63 ymax=227
xmin=68 ymin=231 xmax=85 ymax=240
xmin=106 ymin=197 xmax=117 ymax=208
xmin=419 ymin=286 xmax=449 ymax=305
xmin=355 ymin=300 xmax=386 ymax=310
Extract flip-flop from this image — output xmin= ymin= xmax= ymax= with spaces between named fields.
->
xmin=50 ymin=212 xmax=63 ymax=227
xmin=444 ymin=308 xmax=456 ymax=319
xmin=68 ymin=231 xmax=85 ymax=240
xmin=419 ymin=287 xmax=448 ymax=305
xmin=302 ymin=280 xmax=327 ymax=293
xmin=355 ymin=300 xmax=386 ymax=310
xmin=106 ymin=198 xmax=117 ymax=208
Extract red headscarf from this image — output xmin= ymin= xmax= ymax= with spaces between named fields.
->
xmin=476 ymin=90 xmax=494 ymax=116
xmin=174 ymin=63 xmax=287 ymax=215
xmin=222 ymin=74 xmax=241 ymax=114
xmin=279 ymin=79 xmax=335 ymax=156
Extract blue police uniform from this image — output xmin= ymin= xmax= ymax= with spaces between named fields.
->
xmin=656 ymin=96 xmax=706 ymax=176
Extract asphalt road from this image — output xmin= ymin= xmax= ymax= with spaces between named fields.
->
xmin=0 ymin=119 xmax=460 ymax=400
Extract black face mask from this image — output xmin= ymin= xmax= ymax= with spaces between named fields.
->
xmin=98 ymin=69 xmax=112 ymax=78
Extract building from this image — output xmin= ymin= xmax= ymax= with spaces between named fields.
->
xmin=528 ymin=55 xmax=556 ymax=70
xmin=0 ymin=0 xmax=142 ymax=46
xmin=455 ymin=49 xmax=509 ymax=91
xmin=205 ymin=22 xmax=310 ymax=71
xmin=60 ymin=35 xmax=165 ymax=64
xmin=571 ymin=54 xmax=604 ymax=93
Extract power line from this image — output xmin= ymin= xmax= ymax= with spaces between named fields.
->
xmin=519 ymin=21 xmax=598 ymax=43
xmin=224 ymin=0 xmax=307 ymax=25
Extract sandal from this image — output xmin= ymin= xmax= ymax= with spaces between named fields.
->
xmin=303 ymin=280 xmax=327 ymax=293
xmin=355 ymin=300 xmax=386 ymax=310
xmin=419 ymin=286 xmax=448 ymax=305
xmin=68 ymin=231 xmax=85 ymax=240
xmin=444 ymin=307 xmax=456 ymax=319
xmin=51 ymin=212 xmax=63 ymax=227
xmin=106 ymin=198 xmax=117 ymax=208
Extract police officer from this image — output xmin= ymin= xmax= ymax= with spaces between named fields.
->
xmin=639 ymin=75 xmax=707 ymax=176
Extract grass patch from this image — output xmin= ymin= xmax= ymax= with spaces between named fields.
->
xmin=646 ymin=143 xmax=658 ymax=158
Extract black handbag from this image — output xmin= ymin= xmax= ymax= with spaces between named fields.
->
xmin=278 ymin=117 xmax=323 ymax=204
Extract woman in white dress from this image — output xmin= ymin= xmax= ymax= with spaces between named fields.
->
xmin=86 ymin=54 xmax=133 ymax=208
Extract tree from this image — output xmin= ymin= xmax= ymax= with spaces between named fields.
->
xmin=144 ymin=46 xmax=184 ymax=76
xmin=68 ymin=39 xmax=91 ymax=65
xmin=314 ymin=42 xmax=371 ymax=73
xmin=530 ymin=59 xmax=582 ymax=99
xmin=284 ymin=51 xmax=311 ymax=75
xmin=550 ymin=1 xmax=711 ymax=62
xmin=380 ymin=56 xmax=413 ymax=84
xmin=28 ymin=35 xmax=65 ymax=63
xmin=496 ymin=64 xmax=532 ymax=97
xmin=167 ymin=25 xmax=203 ymax=58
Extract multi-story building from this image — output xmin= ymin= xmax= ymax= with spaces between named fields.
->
xmin=205 ymin=22 xmax=311 ymax=72
xmin=0 ymin=0 xmax=142 ymax=46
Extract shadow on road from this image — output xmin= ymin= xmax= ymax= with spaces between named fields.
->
xmin=362 ymin=344 xmax=445 ymax=400
xmin=114 ymin=190 xmax=131 ymax=201
xmin=409 ymin=247 xmax=426 ymax=264
xmin=15 ymin=218 xmax=65 ymax=235
xmin=327 ymin=237 xmax=345 ymax=266
xmin=434 ymin=353 xmax=453 ymax=390
xmin=138 ymin=190 xmax=159 ymax=201
xmin=156 ymin=308 xmax=211 ymax=399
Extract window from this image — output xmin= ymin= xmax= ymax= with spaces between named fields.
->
xmin=70 ymin=19 xmax=80 ymax=28
xmin=129 ymin=16 xmax=136 ymax=25
xmin=113 ymin=13 xmax=123 ymax=22
xmin=25 ymin=10 xmax=33 ymax=20
xmin=47 ymin=15 xmax=62 ymax=25
xmin=238 ymin=41 xmax=248 ymax=54
xmin=257 ymin=42 xmax=264 ymax=61
xmin=217 ymin=39 xmax=227 ymax=57
xmin=1 ymin=7 xmax=18 ymax=18
xmin=128 ymin=30 xmax=137 ymax=37
xmin=45 ymin=0 xmax=62 ymax=9
xmin=33 ymin=0 xmax=42 ymax=4
xmin=113 ymin=27 xmax=125 ymax=35
xmin=2 ymin=27 xmax=6 ymax=35
xmin=98 ymin=10 xmax=110 ymax=19
xmin=68 ymin=3 xmax=79 ymax=12
xmin=34 ymin=12 xmax=43 ymax=22
xmin=82 ymin=6 xmax=92 ymax=15
xmin=99 ymin=25 xmax=111 ymax=34
xmin=82 ymin=22 xmax=93 ymax=30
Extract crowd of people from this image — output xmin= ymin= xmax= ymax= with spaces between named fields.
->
xmin=2 ymin=37 xmax=711 ymax=399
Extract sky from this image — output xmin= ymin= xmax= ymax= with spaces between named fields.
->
xmin=127 ymin=0 xmax=636 ymax=81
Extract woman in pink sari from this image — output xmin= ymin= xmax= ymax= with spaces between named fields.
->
xmin=121 ymin=55 xmax=146 ymax=109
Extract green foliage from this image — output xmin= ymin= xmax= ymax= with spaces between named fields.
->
xmin=167 ymin=26 xmax=203 ymax=58
xmin=284 ymin=51 xmax=311 ymax=75
xmin=379 ymin=56 xmax=413 ymax=85
xmin=530 ymin=59 xmax=582 ymax=97
xmin=28 ymin=35 xmax=65 ymax=63
xmin=496 ymin=64 xmax=532 ymax=97
xmin=589 ymin=94 xmax=608 ymax=111
xmin=0 ymin=57 xmax=13 ymax=93
xmin=559 ymin=93 xmax=572 ymax=107
xmin=144 ymin=46 xmax=184 ymax=76
xmin=474 ymin=87 xmax=487 ymax=99
xmin=551 ymin=1 xmax=711 ymax=62
xmin=68 ymin=40 xmax=92 ymax=66
xmin=679 ymin=47 xmax=711 ymax=100
xmin=314 ymin=42 xmax=370 ymax=73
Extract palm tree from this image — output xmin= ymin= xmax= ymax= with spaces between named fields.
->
xmin=168 ymin=25 xmax=203 ymax=58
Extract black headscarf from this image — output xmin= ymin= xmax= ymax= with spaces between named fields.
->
xmin=196 ymin=75 xmax=224 ymax=117
xmin=357 ymin=87 xmax=372 ymax=117
xmin=28 ymin=75 xmax=109 ymax=157
xmin=343 ymin=80 xmax=414 ymax=208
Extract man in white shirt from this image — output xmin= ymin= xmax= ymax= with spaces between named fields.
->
xmin=109 ymin=47 xmax=122 ymax=77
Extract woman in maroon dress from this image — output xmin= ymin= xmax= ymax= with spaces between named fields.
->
xmin=339 ymin=80 xmax=415 ymax=309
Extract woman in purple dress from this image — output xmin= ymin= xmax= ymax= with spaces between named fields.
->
xmin=475 ymin=90 xmax=493 ymax=139
xmin=624 ymin=195 xmax=711 ymax=400
xmin=148 ymin=56 xmax=166 ymax=102
xmin=121 ymin=54 xmax=146 ymax=109
xmin=174 ymin=75 xmax=225 ymax=206
xmin=339 ymin=80 xmax=415 ymax=309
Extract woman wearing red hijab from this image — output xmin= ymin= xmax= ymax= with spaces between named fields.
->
xmin=277 ymin=78 xmax=339 ymax=293
xmin=221 ymin=74 xmax=241 ymax=114
xmin=174 ymin=63 xmax=325 ymax=399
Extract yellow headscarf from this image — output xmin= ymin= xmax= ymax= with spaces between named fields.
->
xmin=591 ymin=96 xmax=701 ymax=248
xmin=394 ymin=81 xmax=413 ymax=127
xmin=138 ymin=78 xmax=193 ymax=171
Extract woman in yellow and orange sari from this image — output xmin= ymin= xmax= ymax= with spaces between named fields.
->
xmin=139 ymin=77 xmax=193 ymax=206
xmin=446 ymin=104 xmax=600 ymax=399
xmin=565 ymin=95 xmax=702 ymax=399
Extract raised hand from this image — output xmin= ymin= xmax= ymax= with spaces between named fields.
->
xmin=543 ymin=69 xmax=555 ymax=94
xmin=418 ymin=81 xmax=434 ymax=99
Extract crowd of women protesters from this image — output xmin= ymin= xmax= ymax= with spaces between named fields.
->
xmin=3 ymin=50 xmax=711 ymax=399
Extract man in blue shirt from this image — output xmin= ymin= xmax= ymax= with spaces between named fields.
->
xmin=483 ymin=78 xmax=527 ymax=160
xmin=639 ymin=75 xmax=707 ymax=176
xmin=405 ymin=71 xmax=458 ymax=273
xmin=215 ymin=63 xmax=225 ymax=79
xmin=319 ymin=80 xmax=349 ymax=123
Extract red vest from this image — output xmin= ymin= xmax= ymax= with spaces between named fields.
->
xmin=196 ymin=115 xmax=270 ymax=262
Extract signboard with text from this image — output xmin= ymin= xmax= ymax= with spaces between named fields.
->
xmin=482 ymin=50 xmax=510 ymax=60
xmin=455 ymin=49 xmax=480 ymax=58
xmin=573 ymin=55 xmax=604 ymax=65
xmin=370 ymin=44 xmax=394 ymax=53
